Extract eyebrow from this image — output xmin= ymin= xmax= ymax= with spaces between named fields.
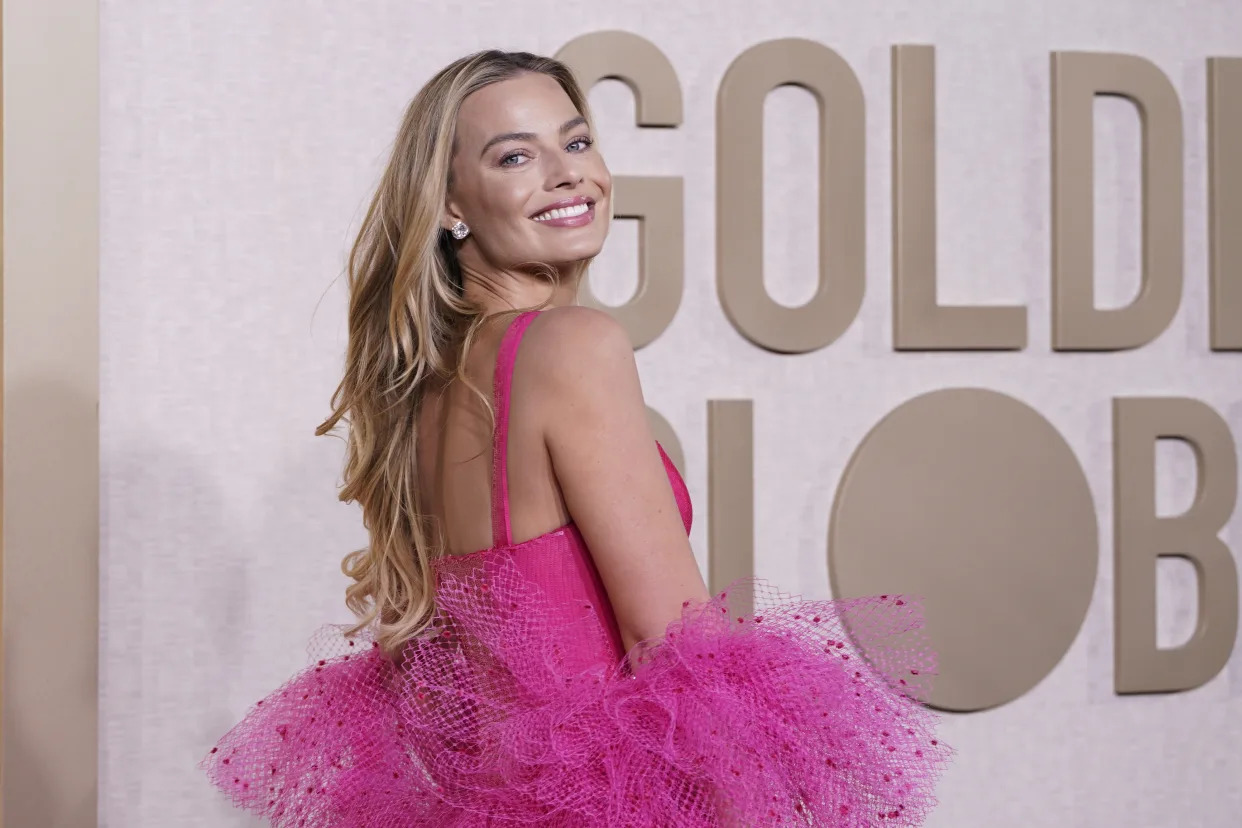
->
xmin=478 ymin=115 xmax=589 ymax=159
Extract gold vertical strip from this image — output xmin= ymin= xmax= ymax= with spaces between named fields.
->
xmin=0 ymin=1 xmax=5 ymax=823
xmin=2 ymin=0 xmax=99 ymax=824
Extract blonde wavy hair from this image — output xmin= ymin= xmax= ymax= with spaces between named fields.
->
xmin=316 ymin=50 xmax=594 ymax=657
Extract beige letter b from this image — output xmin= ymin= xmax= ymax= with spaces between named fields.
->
xmin=1113 ymin=397 xmax=1239 ymax=694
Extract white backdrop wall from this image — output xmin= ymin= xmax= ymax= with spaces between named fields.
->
xmin=99 ymin=1 xmax=1242 ymax=825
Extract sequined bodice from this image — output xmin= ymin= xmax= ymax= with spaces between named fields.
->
xmin=432 ymin=310 xmax=693 ymax=671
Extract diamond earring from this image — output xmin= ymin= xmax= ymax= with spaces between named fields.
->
xmin=450 ymin=220 xmax=470 ymax=240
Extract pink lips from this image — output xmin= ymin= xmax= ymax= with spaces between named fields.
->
xmin=530 ymin=196 xmax=596 ymax=228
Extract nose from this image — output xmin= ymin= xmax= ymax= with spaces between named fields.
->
xmin=545 ymin=150 xmax=585 ymax=190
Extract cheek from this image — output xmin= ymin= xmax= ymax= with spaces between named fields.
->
xmin=593 ymin=160 xmax=613 ymax=198
xmin=477 ymin=181 xmax=534 ymax=231
xmin=468 ymin=182 xmax=543 ymax=262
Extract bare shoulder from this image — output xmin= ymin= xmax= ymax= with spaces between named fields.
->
xmin=523 ymin=305 xmax=630 ymax=358
xmin=521 ymin=306 xmax=636 ymax=391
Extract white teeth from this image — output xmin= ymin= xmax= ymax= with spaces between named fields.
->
xmin=534 ymin=202 xmax=590 ymax=221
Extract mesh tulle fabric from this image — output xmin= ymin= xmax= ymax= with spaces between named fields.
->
xmin=201 ymin=550 xmax=950 ymax=827
xmin=202 ymin=311 xmax=949 ymax=824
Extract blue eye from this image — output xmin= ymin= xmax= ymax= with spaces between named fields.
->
xmin=497 ymin=137 xmax=591 ymax=168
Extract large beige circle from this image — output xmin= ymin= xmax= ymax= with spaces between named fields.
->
xmin=829 ymin=389 xmax=1098 ymax=711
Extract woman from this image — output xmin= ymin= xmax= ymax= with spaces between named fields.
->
xmin=201 ymin=50 xmax=950 ymax=826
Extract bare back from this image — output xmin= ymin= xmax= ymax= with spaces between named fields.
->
xmin=417 ymin=306 xmax=708 ymax=652
xmin=416 ymin=312 xmax=570 ymax=557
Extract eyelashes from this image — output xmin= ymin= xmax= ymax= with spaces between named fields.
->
xmin=498 ymin=135 xmax=594 ymax=168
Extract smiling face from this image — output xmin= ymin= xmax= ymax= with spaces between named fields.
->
xmin=444 ymin=71 xmax=612 ymax=273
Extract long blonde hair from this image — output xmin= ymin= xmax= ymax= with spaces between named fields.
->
xmin=316 ymin=51 xmax=593 ymax=657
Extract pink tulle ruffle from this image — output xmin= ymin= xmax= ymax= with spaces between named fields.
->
xmin=202 ymin=554 xmax=950 ymax=827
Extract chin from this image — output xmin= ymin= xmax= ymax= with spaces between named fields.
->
xmin=536 ymin=240 xmax=607 ymax=269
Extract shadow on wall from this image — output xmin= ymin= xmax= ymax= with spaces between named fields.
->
xmin=99 ymin=431 xmax=250 ymax=826
xmin=100 ymin=416 xmax=352 ymax=827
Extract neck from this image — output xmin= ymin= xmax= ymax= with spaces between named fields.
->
xmin=460 ymin=259 xmax=586 ymax=316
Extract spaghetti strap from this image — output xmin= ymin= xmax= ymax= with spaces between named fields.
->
xmin=490 ymin=310 xmax=541 ymax=548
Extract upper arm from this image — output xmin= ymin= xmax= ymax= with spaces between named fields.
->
xmin=524 ymin=307 xmax=710 ymax=651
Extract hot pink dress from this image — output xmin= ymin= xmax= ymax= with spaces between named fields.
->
xmin=201 ymin=310 xmax=951 ymax=826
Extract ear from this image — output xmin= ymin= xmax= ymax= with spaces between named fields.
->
xmin=442 ymin=197 xmax=465 ymax=233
